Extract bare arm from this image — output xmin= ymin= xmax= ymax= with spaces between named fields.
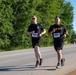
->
xmin=27 ymin=31 xmax=35 ymax=35
xmin=39 ymin=29 xmax=46 ymax=37
xmin=48 ymin=28 xmax=56 ymax=35
xmin=41 ymin=29 xmax=46 ymax=35
xmin=63 ymin=30 xmax=68 ymax=38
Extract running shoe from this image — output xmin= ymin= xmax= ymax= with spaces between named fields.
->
xmin=39 ymin=59 xmax=43 ymax=66
xmin=61 ymin=58 xmax=65 ymax=66
xmin=35 ymin=61 xmax=39 ymax=67
xmin=56 ymin=63 xmax=61 ymax=69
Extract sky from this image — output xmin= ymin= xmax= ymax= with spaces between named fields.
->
xmin=66 ymin=0 xmax=76 ymax=32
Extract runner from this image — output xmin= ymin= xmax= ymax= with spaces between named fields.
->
xmin=48 ymin=16 xmax=68 ymax=69
xmin=27 ymin=15 xmax=46 ymax=67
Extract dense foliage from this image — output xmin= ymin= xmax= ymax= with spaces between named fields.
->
xmin=0 ymin=0 xmax=74 ymax=50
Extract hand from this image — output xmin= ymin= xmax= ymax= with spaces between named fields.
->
xmin=39 ymin=33 xmax=42 ymax=37
xmin=63 ymin=34 xmax=66 ymax=38
xmin=31 ymin=31 xmax=35 ymax=34
xmin=52 ymin=28 xmax=57 ymax=33
xmin=27 ymin=31 xmax=35 ymax=35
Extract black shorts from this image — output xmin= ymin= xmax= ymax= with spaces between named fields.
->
xmin=54 ymin=39 xmax=64 ymax=51
xmin=32 ymin=37 xmax=41 ymax=48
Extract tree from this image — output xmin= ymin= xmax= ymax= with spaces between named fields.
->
xmin=0 ymin=0 xmax=14 ymax=50
xmin=60 ymin=1 xmax=74 ymax=43
xmin=70 ymin=31 xmax=76 ymax=43
xmin=0 ymin=0 xmax=74 ymax=50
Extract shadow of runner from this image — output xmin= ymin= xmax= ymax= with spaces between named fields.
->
xmin=0 ymin=65 xmax=56 ymax=71
xmin=26 ymin=65 xmax=56 ymax=71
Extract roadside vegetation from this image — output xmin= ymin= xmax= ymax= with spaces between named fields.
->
xmin=0 ymin=0 xmax=75 ymax=51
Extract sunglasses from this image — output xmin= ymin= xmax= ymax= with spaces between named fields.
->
xmin=32 ymin=18 xmax=35 ymax=19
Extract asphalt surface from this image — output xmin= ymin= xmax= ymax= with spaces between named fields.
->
xmin=0 ymin=44 xmax=76 ymax=75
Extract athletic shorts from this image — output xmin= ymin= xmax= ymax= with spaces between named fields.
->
xmin=32 ymin=37 xmax=41 ymax=48
xmin=54 ymin=39 xmax=64 ymax=51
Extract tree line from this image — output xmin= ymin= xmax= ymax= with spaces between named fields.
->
xmin=0 ymin=0 xmax=74 ymax=51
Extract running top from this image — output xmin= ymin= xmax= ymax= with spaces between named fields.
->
xmin=48 ymin=24 xmax=67 ymax=40
xmin=28 ymin=23 xmax=44 ymax=38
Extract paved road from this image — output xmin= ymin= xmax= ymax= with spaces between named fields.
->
xmin=0 ymin=44 xmax=76 ymax=75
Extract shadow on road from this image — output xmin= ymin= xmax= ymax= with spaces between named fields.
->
xmin=0 ymin=65 xmax=56 ymax=72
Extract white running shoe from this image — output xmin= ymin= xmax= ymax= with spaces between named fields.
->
xmin=56 ymin=63 xmax=61 ymax=69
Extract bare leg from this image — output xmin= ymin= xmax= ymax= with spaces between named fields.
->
xmin=57 ymin=50 xmax=62 ymax=63
xmin=34 ymin=46 xmax=39 ymax=67
xmin=34 ymin=47 xmax=38 ymax=61
xmin=35 ymin=46 xmax=43 ymax=66
xmin=35 ymin=46 xmax=42 ymax=59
